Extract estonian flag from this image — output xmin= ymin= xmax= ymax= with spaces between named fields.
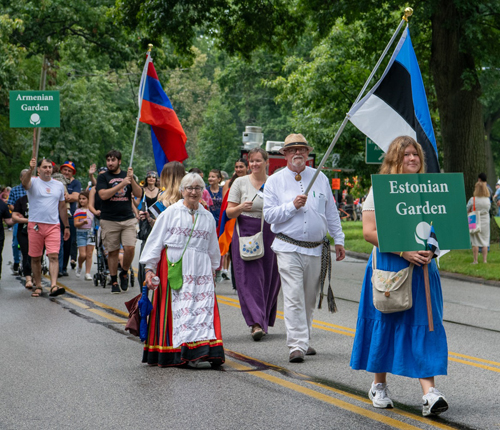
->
xmin=427 ymin=224 xmax=440 ymax=257
xmin=348 ymin=27 xmax=440 ymax=173
xmin=139 ymin=55 xmax=188 ymax=173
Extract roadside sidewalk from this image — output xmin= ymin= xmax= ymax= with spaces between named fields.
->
xmin=344 ymin=249 xmax=500 ymax=288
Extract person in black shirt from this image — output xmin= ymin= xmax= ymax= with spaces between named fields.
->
xmin=96 ymin=150 xmax=142 ymax=293
xmin=0 ymin=200 xmax=14 ymax=280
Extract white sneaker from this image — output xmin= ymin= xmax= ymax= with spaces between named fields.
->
xmin=369 ymin=382 xmax=394 ymax=408
xmin=76 ymin=267 xmax=82 ymax=277
xmin=84 ymin=273 xmax=92 ymax=281
xmin=187 ymin=360 xmax=211 ymax=369
xmin=422 ymin=387 xmax=448 ymax=417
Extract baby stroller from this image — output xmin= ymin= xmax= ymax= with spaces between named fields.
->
xmin=92 ymin=221 xmax=135 ymax=289
xmin=93 ymin=221 xmax=109 ymax=288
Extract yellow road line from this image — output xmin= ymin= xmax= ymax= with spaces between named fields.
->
xmin=62 ymin=297 xmax=90 ymax=310
xmin=305 ymin=381 xmax=457 ymax=430
xmin=225 ymin=360 xmax=421 ymax=430
xmin=449 ymin=356 xmax=500 ymax=373
xmin=88 ymin=308 xmax=127 ymax=324
xmin=218 ymin=293 xmax=499 ymax=374
xmin=225 ymin=349 xmax=457 ymax=430
xmin=449 ymin=351 xmax=500 ymax=368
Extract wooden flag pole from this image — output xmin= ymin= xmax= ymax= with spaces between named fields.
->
xmin=423 ymin=263 xmax=434 ymax=331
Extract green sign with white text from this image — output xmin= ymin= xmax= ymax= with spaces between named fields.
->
xmin=9 ymin=91 xmax=60 ymax=128
xmin=365 ymin=137 xmax=385 ymax=164
xmin=372 ymin=173 xmax=471 ymax=252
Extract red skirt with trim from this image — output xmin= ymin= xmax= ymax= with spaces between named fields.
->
xmin=142 ymin=250 xmax=225 ymax=367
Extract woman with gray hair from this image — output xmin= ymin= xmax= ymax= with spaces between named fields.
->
xmin=139 ymin=173 xmax=224 ymax=368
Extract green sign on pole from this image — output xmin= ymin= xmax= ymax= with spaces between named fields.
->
xmin=9 ymin=91 xmax=60 ymax=128
xmin=365 ymin=137 xmax=385 ymax=164
xmin=372 ymin=173 xmax=471 ymax=252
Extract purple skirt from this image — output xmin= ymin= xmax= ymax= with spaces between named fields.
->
xmin=231 ymin=215 xmax=281 ymax=333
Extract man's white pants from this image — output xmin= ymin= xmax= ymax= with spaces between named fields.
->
xmin=276 ymin=251 xmax=321 ymax=353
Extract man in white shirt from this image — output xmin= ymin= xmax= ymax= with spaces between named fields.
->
xmin=22 ymin=158 xmax=70 ymax=297
xmin=263 ymin=134 xmax=345 ymax=363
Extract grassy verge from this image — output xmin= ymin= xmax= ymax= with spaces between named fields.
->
xmin=330 ymin=221 xmax=500 ymax=281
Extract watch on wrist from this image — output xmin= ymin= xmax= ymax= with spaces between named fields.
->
xmin=65 ymin=226 xmax=70 ymax=229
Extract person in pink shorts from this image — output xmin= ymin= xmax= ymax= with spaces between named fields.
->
xmin=22 ymin=158 xmax=70 ymax=297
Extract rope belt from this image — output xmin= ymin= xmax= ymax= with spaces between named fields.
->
xmin=276 ymin=233 xmax=337 ymax=313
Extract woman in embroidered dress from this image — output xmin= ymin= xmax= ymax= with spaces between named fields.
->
xmin=140 ymin=173 xmax=224 ymax=368
xmin=350 ymin=136 xmax=449 ymax=417
xmin=226 ymin=148 xmax=281 ymax=341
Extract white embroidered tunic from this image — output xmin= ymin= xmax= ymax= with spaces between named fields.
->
xmin=140 ymin=200 xmax=220 ymax=348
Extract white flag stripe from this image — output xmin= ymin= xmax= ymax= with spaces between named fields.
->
xmin=138 ymin=52 xmax=152 ymax=106
xmin=349 ymin=95 xmax=417 ymax=152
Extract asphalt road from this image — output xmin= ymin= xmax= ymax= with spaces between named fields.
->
xmin=1 ymin=229 xmax=499 ymax=430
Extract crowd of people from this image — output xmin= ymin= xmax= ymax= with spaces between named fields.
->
xmin=1 ymin=134 xmax=466 ymax=418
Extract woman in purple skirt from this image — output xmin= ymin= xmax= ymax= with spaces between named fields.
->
xmin=226 ymin=148 xmax=281 ymax=341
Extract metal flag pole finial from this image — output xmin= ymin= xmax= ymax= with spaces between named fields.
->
xmin=403 ymin=7 xmax=413 ymax=22
xmin=148 ymin=43 xmax=153 ymax=52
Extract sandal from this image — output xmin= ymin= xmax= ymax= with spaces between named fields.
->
xmin=25 ymin=280 xmax=33 ymax=289
xmin=49 ymin=285 xmax=66 ymax=297
xmin=31 ymin=287 xmax=43 ymax=297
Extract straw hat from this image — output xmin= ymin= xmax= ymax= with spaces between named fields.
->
xmin=279 ymin=133 xmax=314 ymax=154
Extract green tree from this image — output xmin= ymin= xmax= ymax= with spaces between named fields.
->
xmin=195 ymin=97 xmax=240 ymax=174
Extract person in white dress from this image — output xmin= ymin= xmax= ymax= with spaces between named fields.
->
xmin=467 ymin=181 xmax=491 ymax=264
xmin=140 ymin=173 xmax=224 ymax=368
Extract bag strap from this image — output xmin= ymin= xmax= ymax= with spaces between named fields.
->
xmin=236 ymin=213 xmax=264 ymax=236
xmin=473 ymin=197 xmax=476 ymax=212
xmin=372 ymin=247 xmax=377 ymax=270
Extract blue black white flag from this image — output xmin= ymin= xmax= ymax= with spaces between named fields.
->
xmin=427 ymin=225 xmax=440 ymax=257
xmin=348 ymin=27 xmax=440 ymax=173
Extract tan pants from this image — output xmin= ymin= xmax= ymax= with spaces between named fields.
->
xmin=100 ymin=218 xmax=137 ymax=252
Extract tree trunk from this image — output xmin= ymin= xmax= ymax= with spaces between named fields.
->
xmin=484 ymin=119 xmax=497 ymax=189
xmin=430 ymin=0 xmax=485 ymax=198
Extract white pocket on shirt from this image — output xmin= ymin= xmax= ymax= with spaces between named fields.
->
xmin=315 ymin=193 xmax=326 ymax=215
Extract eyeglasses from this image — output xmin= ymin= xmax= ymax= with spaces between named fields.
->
xmin=284 ymin=147 xmax=308 ymax=154
xmin=147 ymin=175 xmax=157 ymax=179
xmin=185 ymin=186 xmax=203 ymax=193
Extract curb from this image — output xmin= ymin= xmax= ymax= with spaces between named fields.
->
xmin=343 ymin=249 xmax=500 ymax=288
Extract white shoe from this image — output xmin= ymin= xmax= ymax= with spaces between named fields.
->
xmin=368 ymin=382 xmax=394 ymax=408
xmin=84 ymin=273 xmax=92 ymax=281
xmin=187 ymin=360 xmax=211 ymax=369
xmin=76 ymin=267 xmax=82 ymax=277
xmin=422 ymin=387 xmax=448 ymax=417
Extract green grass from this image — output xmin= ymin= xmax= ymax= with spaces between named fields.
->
xmin=330 ymin=221 xmax=500 ymax=281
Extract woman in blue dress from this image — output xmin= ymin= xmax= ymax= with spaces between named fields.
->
xmin=350 ymin=136 xmax=449 ymax=417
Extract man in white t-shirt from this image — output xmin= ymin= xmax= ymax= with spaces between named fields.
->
xmin=22 ymin=158 xmax=70 ymax=297
xmin=264 ymin=134 xmax=345 ymax=363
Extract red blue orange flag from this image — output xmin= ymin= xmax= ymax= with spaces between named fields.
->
xmin=217 ymin=192 xmax=235 ymax=256
xmin=139 ymin=55 xmax=188 ymax=173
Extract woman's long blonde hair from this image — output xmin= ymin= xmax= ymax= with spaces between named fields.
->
xmin=473 ymin=181 xmax=490 ymax=198
xmin=158 ymin=161 xmax=186 ymax=206
xmin=379 ymin=136 xmax=426 ymax=174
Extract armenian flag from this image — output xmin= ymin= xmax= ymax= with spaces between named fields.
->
xmin=139 ymin=55 xmax=188 ymax=173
